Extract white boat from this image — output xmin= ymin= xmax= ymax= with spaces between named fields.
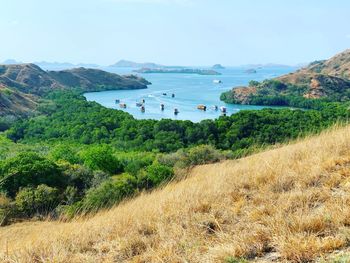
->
xmin=220 ymin=106 xmax=227 ymax=113
xmin=213 ymin=80 xmax=222 ymax=84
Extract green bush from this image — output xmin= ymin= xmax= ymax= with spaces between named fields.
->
xmin=0 ymin=152 xmax=64 ymax=197
xmin=80 ymin=173 xmax=137 ymax=212
xmin=80 ymin=145 xmax=123 ymax=174
xmin=186 ymin=145 xmax=224 ymax=166
xmin=15 ymin=184 xmax=60 ymax=217
xmin=50 ymin=144 xmax=80 ymax=164
xmin=121 ymin=152 xmax=155 ymax=176
xmin=138 ymin=163 xmax=174 ymax=189
xmin=60 ymin=163 xmax=94 ymax=193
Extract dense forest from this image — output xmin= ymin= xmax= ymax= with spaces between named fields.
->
xmin=0 ymin=90 xmax=349 ymax=225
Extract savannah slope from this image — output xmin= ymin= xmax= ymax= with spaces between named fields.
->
xmin=0 ymin=64 xmax=150 ymax=116
xmin=1 ymin=125 xmax=350 ymax=262
xmin=221 ymin=49 xmax=350 ymax=104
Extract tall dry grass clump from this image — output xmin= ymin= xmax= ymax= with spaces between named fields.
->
xmin=1 ymin=125 xmax=350 ymax=262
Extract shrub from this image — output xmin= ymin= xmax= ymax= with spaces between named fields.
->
xmin=138 ymin=163 xmax=174 ymax=189
xmin=186 ymin=145 xmax=224 ymax=166
xmin=80 ymin=145 xmax=123 ymax=174
xmin=15 ymin=184 xmax=60 ymax=217
xmin=80 ymin=173 xmax=137 ymax=212
xmin=122 ymin=153 xmax=155 ymax=176
xmin=61 ymin=163 xmax=94 ymax=193
xmin=0 ymin=152 xmax=64 ymax=197
xmin=50 ymin=144 xmax=80 ymax=164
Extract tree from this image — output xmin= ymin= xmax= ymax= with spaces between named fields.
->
xmin=80 ymin=145 xmax=123 ymax=174
xmin=0 ymin=152 xmax=64 ymax=197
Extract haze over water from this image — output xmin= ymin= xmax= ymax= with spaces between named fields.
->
xmin=84 ymin=66 xmax=296 ymax=122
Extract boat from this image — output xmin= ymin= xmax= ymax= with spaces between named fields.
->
xmin=213 ymin=105 xmax=218 ymax=111
xmin=142 ymin=99 xmax=145 ymax=103
xmin=213 ymin=80 xmax=222 ymax=84
xmin=162 ymin=93 xmax=167 ymax=96
xmin=119 ymin=103 xmax=127 ymax=108
xmin=197 ymin=105 xmax=207 ymax=111
xmin=160 ymin=104 xmax=165 ymax=111
xmin=136 ymin=102 xmax=143 ymax=107
xmin=141 ymin=105 xmax=145 ymax=112
xmin=174 ymin=108 xmax=179 ymax=115
xmin=220 ymin=106 xmax=227 ymax=113
xmin=171 ymin=93 xmax=175 ymax=98
xmin=115 ymin=99 xmax=120 ymax=103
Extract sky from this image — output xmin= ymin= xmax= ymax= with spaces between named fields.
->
xmin=0 ymin=0 xmax=350 ymax=66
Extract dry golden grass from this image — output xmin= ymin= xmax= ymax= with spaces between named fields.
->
xmin=2 ymin=125 xmax=350 ymax=262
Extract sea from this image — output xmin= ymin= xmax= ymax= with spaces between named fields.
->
xmin=84 ymin=66 xmax=297 ymax=123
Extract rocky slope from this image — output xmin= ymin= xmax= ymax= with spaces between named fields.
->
xmin=0 ymin=64 xmax=150 ymax=116
xmin=221 ymin=49 xmax=350 ymax=104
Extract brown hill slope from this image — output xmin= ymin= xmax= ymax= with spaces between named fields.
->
xmin=1 ymin=125 xmax=350 ymax=262
xmin=0 ymin=84 xmax=37 ymax=117
xmin=221 ymin=49 xmax=350 ymax=103
xmin=0 ymin=64 xmax=150 ymax=116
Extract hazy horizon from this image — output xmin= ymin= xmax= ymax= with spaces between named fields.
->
xmin=1 ymin=0 xmax=349 ymax=66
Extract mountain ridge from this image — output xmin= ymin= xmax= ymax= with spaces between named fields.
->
xmin=0 ymin=63 xmax=150 ymax=117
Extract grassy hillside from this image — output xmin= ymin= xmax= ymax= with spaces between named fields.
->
xmin=0 ymin=84 xmax=37 ymax=117
xmin=221 ymin=49 xmax=350 ymax=106
xmin=0 ymin=63 xmax=150 ymax=117
xmin=1 ymin=124 xmax=350 ymax=262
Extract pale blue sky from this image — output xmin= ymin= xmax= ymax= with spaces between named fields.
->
xmin=0 ymin=0 xmax=349 ymax=66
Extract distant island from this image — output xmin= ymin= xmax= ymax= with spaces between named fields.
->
xmin=245 ymin=68 xmax=257 ymax=74
xmin=2 ymin=59 xmax=101 ymax=70
xmin=110 ymin=60 xmax=164 ymax=69
xmin=134 ymin=68 xmax=221 ymax=75
xmin=212 ymin=64 xmax=225 ymax=69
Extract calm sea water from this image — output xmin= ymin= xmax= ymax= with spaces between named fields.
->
xmin=84 ymin=66 xmax=296 ymax=122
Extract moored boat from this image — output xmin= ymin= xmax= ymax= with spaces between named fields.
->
xmin=160 ymin=104 xmax=165 ymax=111
xmin=220 ymin=106 xmax=227 ymax=113
xmin=213 ymin=80 xmax=222 ymax=84
xmin=197 ymin=105 xmax=207 ymax=111
xmin=115 ymin=99 xmax=120 ymax=103
xmin=174 ymin=108 xmax=179 ymax=115
xmin=119 ymin=103 xmax=127 ymax=108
